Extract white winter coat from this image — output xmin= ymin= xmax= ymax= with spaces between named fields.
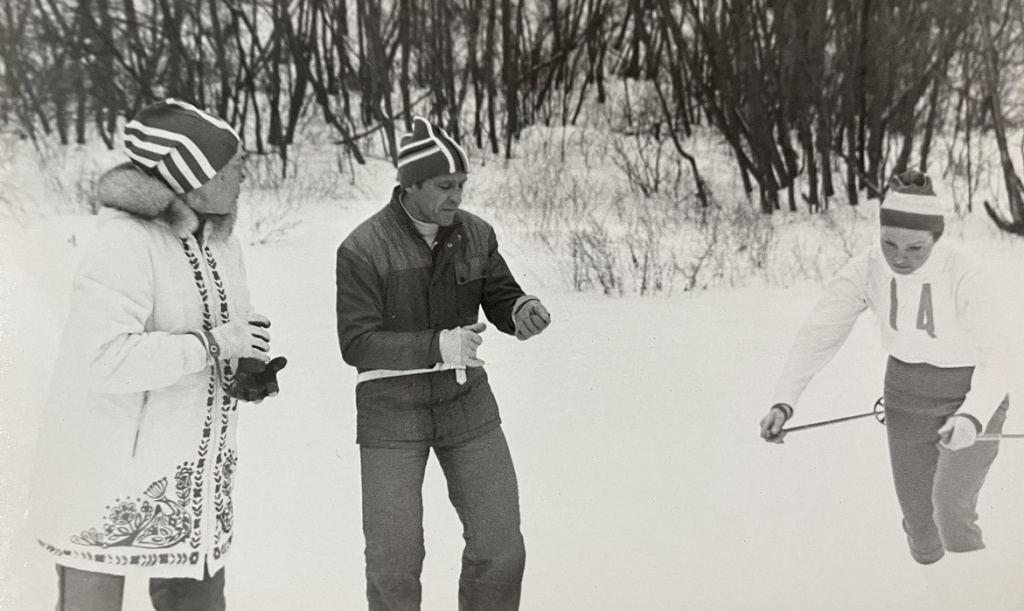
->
xmin=31 ymin=163 xmax=253 ymax=579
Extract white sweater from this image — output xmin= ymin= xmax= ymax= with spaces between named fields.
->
xmin=773 ymin=241 xmax=1010 ymax=426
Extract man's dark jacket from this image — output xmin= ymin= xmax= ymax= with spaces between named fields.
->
xmin=336 ymin=187 xmax=525 ymax=448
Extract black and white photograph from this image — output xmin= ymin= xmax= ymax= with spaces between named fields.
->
xmin=2 ymin=1 xmax=1024 ymax=609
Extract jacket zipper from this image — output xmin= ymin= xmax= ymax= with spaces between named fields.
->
xmin=131 ymin=390 xmax=151 ymax=457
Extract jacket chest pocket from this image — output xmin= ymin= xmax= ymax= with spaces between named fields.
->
xmin=454 ymin=256 xmax=488 ymax=321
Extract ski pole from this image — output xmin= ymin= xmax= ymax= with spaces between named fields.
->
xmin=781 ymin=397 xmax=1024 ymax=441
xmin=976 ymin=434 xmax=1024 ymax=441
xmin=867 ymin=399 xmax=1024 ymax=441
xmin=781 ymin=398 xmax=886 ymax=434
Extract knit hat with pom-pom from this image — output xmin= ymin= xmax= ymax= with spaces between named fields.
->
xmin=880 ymin=169 xmax=945 ymax=234
xmin=397 ymin=117 xmax=470 ymax=187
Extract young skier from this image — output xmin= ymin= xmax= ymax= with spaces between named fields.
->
xmin=335 ymin=116 xmax=551 ymax=610
xmin=759 ymin=169 xmax=1010 ymax=565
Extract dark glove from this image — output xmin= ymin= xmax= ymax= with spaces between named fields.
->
xmin=226 ymin=356 xmax=288 ymax=403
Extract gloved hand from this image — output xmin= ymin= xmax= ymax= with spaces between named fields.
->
xmin=512 ymin=296 xmax=551 ymax=341
xmin=759 ymin=403 xmax=793 ymax=444
xmin=226 ymin=356 xmax=288 ymax=403
xmin=938 ymin=414 xmax=979 ymax=451
xmin=208 ymin=314 xmax=271 ymax=362
xmin=439 ymin=322 xmax=486 ymax=368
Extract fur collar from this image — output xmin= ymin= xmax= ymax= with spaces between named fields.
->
xmin=94 ymin=162 xmax=236 ymax=241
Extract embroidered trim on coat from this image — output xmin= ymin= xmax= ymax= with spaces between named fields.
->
xmin=203 ymin=244 xmax=239 ymax=545
xmin=69 ymin=462 xmax=196 ymax=549
xmin=39 ymin=539 xmax=202 ymax=567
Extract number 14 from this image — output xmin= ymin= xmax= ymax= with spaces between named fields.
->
xmin=889 ymin=279 xmax=936 ymax=338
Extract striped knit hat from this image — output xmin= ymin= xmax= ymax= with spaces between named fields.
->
xmin=124 ymin=99 xmax=240 ymax=195
xmin=880 ymin=170 xmax=945 ymax=234
xmin=397 ymin=117 xmax=470 ymax=187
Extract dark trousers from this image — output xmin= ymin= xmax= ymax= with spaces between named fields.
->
xmin=360 ymin=426 xmax=526 ymax=611
xmin=55 ymin=564 xmax=226 ymax=611
xmin=884 ymin=357 xmax=1009 ymax=564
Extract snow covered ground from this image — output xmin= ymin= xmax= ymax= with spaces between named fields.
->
xmin=3 ymin=153 xmax=1024 ymax=610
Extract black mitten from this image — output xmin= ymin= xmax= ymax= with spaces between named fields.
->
xmin=254 ymin=356 xmax=288 ymax=397
xmin=226 ymin=357 xmax=267 ymax=402
xmin=226 ymin=356 xmax=287 ymax=402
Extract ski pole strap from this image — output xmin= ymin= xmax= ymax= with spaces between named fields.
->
xmin=356 ymin=363 xmax=467 ymax=385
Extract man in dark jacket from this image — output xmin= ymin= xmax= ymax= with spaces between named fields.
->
xmin=336 ymin=116 xmax=551 ymax=611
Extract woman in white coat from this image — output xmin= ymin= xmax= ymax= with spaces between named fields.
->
xmin=31 ymin=99 xmax=285 ymax=610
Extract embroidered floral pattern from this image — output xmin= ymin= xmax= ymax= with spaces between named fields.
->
xmin=71 ymin=463 xmax=195 ymax=549
xmin=216 ymin=449 xmax=237 ymax=537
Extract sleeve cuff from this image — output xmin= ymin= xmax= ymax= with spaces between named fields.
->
xmin=188 ymin=330 xmax=219 ymax=364
xmin=771 ymin=403 xmax=794 ymax=420
xmin=429 ymin=331 xmax=444 ymax=365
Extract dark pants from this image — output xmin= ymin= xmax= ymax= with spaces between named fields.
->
xmin=361 ymin=426 xmax=526 ymax=611
xmin=883 ymin=357 xmax=1009 ymax=564
xmin=55 ymin=564 xmax=226 ymax=611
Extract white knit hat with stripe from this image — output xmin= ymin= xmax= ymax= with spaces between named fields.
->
xmin=880 ymin=169 xmax=945 ymax=233
xmin=397 ymin=117 xmax=469 ymax=187
xmin=124 ymin=99 xmax=240 ymax=195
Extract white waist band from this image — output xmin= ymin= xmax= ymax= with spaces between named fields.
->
xmin=357 ymin=363 xmax=467 ymax=385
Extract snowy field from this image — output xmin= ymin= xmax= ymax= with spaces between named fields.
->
xmin=3 ymin=152 xmax=1024 ymax=610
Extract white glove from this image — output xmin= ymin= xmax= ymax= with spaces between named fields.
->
xmin=759 ymin=403 xmax=793 ymax=444
xmin=439 ymin=322 xmax=486 ymax=368
xmin=207 ymin=313 xmax=271 ymax=362
xmin=512 ymin=295 xmax=551 ymax=340
xmin=938 ymin=415 xmax=979 ymax=451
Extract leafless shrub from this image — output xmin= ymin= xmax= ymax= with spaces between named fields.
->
xmin=48 ymin=166 xmax=103 ymax=215
xmin=941 ymin=131 xmax=1006 ymax=222
xmin=611 ymin=130 xmax=684 ymax=199
xmin=475 ymin=145 xmax=603 ymax=253
xmin=238 ymin=148 xmax=347 ymax=245
xmin=670 ymin=202 xmax=738 ymax=291
xmin=728 ymin=200 xmax=776 ymax=275
xmin=768 ymin=208 xmax=871 ymax=285
xmin=820 ymin=207 xmax=870 ymax=259
xmin=568 ymin=193 xmax=692 ymax=296
xmin=569 ymin=218 xmax=623 ymax=295
xmin=0 ymin=139 xmax=107 ymax=224
xmin=786 ymin=238 xmax=832 ymax=283
xmin=624 ymin=214 xmax=677 ymax=295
